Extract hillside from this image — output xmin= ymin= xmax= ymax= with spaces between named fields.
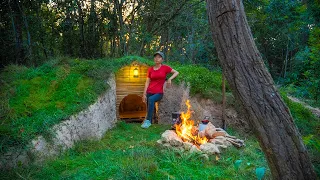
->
xmin=0 ymin=56 xmax=319 ymax=176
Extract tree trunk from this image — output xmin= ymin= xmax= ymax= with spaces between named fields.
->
xmin=87 ymin=0 xmax=98 ymax=58
xmin=222 ymin=71 xmax=226 ymax=130
xmin=18 ymin=3 xmax=32 ymax=60
xmin=76 ymin=0 xmax=86 ymax=58
xmin=10 ymin=0 xmax=25 ymax=65
xmin=206 ymin=0 xmax=316 ymax=179
xmin=63 ymin=1 xmax=73 ymax=56
xmin=114 ymin=0 xmax=126 ymax=56
xmin=283 ymin=37 xmax=289 ymax=78
xmin=126 ymin=0 xmax=141 ymax=55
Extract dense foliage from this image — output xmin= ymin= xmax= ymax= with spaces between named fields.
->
xmin=1 ymin=0 xmax=319 ymax=104
xmin=0 ymin=0 xmax=215 ymax=66
xmin=244 ymin=0 xmax=320 ymax=105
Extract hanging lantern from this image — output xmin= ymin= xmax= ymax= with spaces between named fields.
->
xmin=133 ymin=67 xmax=139 ymax=78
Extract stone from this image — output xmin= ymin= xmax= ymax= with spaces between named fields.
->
xmin=156 ymin=139 xmax=163 ymax=145
xmin=200 ymin=143 xmax=220 ymax=154
xmin=190 ymin=145 xmax=201 ymax=153
xmin=199 ymin=154 xmax=209 ymax=161
xmin=183 ymin=142 xmax=193 ymax=150
xmin=161 ymin=130 xmax=183 ymax=147
xmin=163 ymin=143 xmax=171 ymax=148
xmin=178 ymin=147 xmax=185 ymax=152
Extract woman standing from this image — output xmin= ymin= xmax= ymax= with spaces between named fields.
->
xmin=141 ymin=51 xmax=179 ymax=128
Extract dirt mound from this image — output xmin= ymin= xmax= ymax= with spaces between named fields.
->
xmin=157 ymin=82 xmax=250 ymax=133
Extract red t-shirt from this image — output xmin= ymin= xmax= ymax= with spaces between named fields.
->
xmin=147 ymin=65 xmax=172 ymax=94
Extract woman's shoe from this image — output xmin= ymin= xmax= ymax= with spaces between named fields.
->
xmin=141 ymin=120 xmax=151 ymax=128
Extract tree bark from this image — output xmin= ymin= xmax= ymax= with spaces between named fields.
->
xmin=10 ymin=0 xmax=25 ymax=65
xmin=76 ymin=0 xmax=86 ymax=58
xmin=87 ymin=0 xmax=98 ymax=57
xmin=206 ymin=0 xmax=316 ymax=179
xmin=222 ymin=71 xmax=226 ymax=129
xmin=114 ymin=0 xmax=126 ymax=56
xmin=18 ymin=2 xmax=32 ymax=60
xmin=63 ymin=1 xmax=74 ymax=56
xmin=283 ymin=37 xmax=289 ymax=78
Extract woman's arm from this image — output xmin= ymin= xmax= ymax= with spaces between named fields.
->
xmin=142 ymin=78 xmax=150 ymax=103
xmin=166 ymin=69 xmax=179 ymax=87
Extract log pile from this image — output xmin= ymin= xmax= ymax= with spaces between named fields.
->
xmin=157 ymin=122 xmax=244 ymax=155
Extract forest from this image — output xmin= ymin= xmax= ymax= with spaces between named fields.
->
xmin=1 ymin=0 xmax=319 ymax=105
xmin=0 ymin=0 xmax=320 ymax=104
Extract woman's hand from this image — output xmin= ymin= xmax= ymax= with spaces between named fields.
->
xmin=167 ymin=79 xmax=172 ymax=88
xmin=167 ymin=69 xmax=179 ymax=87
xmin=142 ymin=94 xmax=147 ymax=103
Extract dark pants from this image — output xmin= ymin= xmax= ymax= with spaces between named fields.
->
xmin=146 ymin=93 xmax=163 ymax=123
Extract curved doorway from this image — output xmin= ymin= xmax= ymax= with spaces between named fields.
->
xmin=119 ymin=94 xmax=146 ymax=121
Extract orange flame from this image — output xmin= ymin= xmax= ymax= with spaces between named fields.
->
xmin=175 ymin=100 xmax=208 ymax=145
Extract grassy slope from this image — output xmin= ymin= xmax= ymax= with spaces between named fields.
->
xmin=0 ymin=56 xmax=231 ymax=151
xmin=0 ymin=56 xmax=319 ymax=177
xmin=1 ymin=122 xmax=271 ymax=180
xmin=0 ymin=56 xmax=152 ymax=151
xmin=170 ymin=63 xmax=234 ymax=105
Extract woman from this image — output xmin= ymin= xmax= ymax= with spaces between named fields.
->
xmin=141 ymin=51 xmax=179 ymax=128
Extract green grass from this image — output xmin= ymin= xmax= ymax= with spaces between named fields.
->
xmin=0 ymin=122 xmax=271 ymax=180
xmin=168 ymin=63 xmax=234 ymax=105
xmin=0 ymin=56 xmax=152 ymax=152
xmin=1 ymin=56 xmax=319 ymax=178
xmin=281 ymin=92 xmax=320 ymax=175
xmin=0 ymin=56 xmax=229 ymax=153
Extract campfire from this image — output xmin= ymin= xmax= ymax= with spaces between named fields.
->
xmin=157 ymin=100 xmax=245 ymax=155
xmin=175 ymin=100 xmax=208 ymax=146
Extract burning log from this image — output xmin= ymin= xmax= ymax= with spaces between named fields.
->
xmin=158 ymin=100 xmax=245 ymax=155
xmin=191 ymin=126 xmax=198 ymax=136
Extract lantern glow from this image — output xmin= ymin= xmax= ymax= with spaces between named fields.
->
xmin=133 ymin=67 xmax=139 ymax=78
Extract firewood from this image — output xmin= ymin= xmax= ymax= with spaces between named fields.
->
xmin=212 ymin=131 xmax=226 ymax=138
xmin=191 ymin=126 xmax=198 ymax=136
xmin=225 ymin=134 xmax=237 ymax=139
xmin=226 ymin=138 xmax=245 ymax=148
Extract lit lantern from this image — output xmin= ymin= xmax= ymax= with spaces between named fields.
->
xmin=133 ymin=67 xmax=139 ymax=78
